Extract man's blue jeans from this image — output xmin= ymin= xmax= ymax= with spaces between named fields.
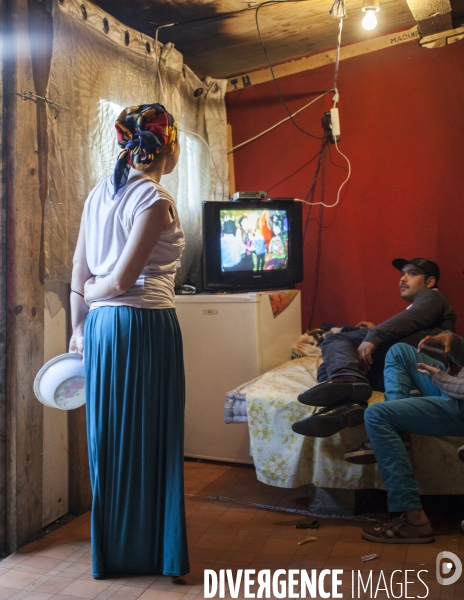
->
xmin=364 ymin=343 xmax=464 ymax=512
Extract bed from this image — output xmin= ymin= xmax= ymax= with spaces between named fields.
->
xmin=224 ymin=336 xmax=464 ymax=495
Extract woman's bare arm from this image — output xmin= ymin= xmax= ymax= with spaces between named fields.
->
xmin=70 ymin=213 xmax=93 ymax=353
xmin=84 ymin=199 xmax=171 ymax=305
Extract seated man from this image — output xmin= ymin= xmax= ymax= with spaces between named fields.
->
xmin=360 ymin=332 xmax=464 ymax=543
xmin=292 ymin=257 xmax=455 ymax=438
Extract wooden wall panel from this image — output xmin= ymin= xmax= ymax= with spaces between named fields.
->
xmin=0 ymin=0 xmax=6 ymax=557
xmin=68 ymin=405 xmax=92 ymax=516
xmin=4 ymin=0 xmax=45 ymax=552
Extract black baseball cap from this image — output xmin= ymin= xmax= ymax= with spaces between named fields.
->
xmin=392 ymin=258 xmax=440 ymax=282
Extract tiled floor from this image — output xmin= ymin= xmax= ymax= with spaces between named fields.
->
xmin=1 ymin=459 xmax=463 ymax=599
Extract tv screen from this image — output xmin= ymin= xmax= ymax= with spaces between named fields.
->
xmin=203 ymin=200 xmax=303 ymax=292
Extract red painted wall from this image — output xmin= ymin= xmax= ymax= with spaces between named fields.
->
xmin=226 ymin=41 xmax=464 ymax=334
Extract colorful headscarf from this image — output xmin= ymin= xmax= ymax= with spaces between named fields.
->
xmin=113 ymin=103 xmax=177 ymax=197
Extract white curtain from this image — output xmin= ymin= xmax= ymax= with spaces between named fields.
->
xmin=45 ymin=0 xmax=228 ymax=287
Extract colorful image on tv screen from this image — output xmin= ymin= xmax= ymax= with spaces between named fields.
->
xmin=220 ymin=209 xmax=289 ymax=272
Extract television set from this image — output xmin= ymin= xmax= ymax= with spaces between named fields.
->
xmin=202 ymin=199 xmax=303 ymax=292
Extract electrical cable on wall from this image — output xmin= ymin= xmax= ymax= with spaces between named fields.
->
xmin=295 ymin=5 xmax=351 ymax=210
xmin=301 ymin=129 xmax=329 ymax=327
xmin=254 ymin=0 xmax=325 ymax=139
xmin=229 ymin=90 xmax=334 ymax=153
xmin=299 ymin=1 xmax=350 ymax=328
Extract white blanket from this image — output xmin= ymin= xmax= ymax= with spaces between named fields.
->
xmin=235 ymin=349 xmax=464 ymax=492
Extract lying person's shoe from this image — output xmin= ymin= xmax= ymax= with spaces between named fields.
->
xmin=458 ymin=445 xmax=464 ymax=463
xmin=291 ymin=401 xmax=366 ymax=438
xmin=361 ymin=514 xmax=434 ymax=544
xmin=298 ymin=377 xmax=372 ymax=407
xmin=345 ymin=433 xmax=412 ymax=465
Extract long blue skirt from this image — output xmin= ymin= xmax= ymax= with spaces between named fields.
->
xmin=84 ymin=306 xmax=189 ymax=578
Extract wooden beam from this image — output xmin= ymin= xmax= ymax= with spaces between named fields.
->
xmin=404 ymin=0 xmax=452 ymax=22
xmin=405 ymin=0 xmax=454 ymax=36
xmin=5 ymin=0 xmax=45 ymax=552
xmin=226 ymin=26 xmax=420 ymax=93
xmin=419 ymin=23 xmax=464 ymax=46
xmin=416 ymin=12 xmax=453 ymax=36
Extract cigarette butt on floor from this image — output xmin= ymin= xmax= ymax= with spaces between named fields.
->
xmin=361 ymin=553 xmax=379 ymax=562
xmin=298 ymin=537 xmax=317 ymax=545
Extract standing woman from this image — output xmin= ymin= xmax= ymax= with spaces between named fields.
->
xmin=69 ymin=104 xmax=189 ymax=579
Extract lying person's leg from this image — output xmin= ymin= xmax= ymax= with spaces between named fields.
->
xmin=319 ymin=329 xmax=370 ymax=382
xmin=361 ymin=395 xmax=464 ymax=543
xmin=299 ymin=329 xmax=372 ymax=407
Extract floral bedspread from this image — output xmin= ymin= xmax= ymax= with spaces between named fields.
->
xmin=245 ymin=349 xmax=464 ymax=492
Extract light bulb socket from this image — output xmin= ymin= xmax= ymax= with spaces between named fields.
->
xmin=361 ymin=0 xmax=380 ymax=13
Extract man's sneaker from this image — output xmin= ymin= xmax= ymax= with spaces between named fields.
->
xmin=344 ymin=433 xmax=412 ymax=465
xmin=361 ymin=515 xmax=434 ymax=544
xmin=458 ymin=445 xmax=464 ymax=463
xmin=344 ymin=440 xmax=376 ymax=464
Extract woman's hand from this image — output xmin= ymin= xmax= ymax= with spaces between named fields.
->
xmin=84 ymin=276 xmax=96 ymax=306
xmin=417 ymin=362 xmax=442 ymax=379
xmin=69 ymin=328 xmax=84 ymax=354
xmin=418 ymin=332 xmax=453 ymax=355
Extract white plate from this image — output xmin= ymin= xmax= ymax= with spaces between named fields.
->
xmin=34 ymin=353 xmax=86 ymax=410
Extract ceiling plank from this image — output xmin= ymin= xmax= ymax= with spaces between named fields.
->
xmin=91 ymin=0 xmax=416 ymax=78
xmin=226 ymin=26 xmax=420 ymax=92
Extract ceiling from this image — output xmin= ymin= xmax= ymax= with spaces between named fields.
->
xmin=91 ymin=0 xmax=464 ymax=79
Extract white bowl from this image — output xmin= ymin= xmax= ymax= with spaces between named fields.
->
xmin=34 ymin=353 xmax=86 ymax=410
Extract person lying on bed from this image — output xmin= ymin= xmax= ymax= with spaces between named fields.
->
xmin=357 ymin=332 xmax=464 ymax=544
xmin=292 ymin=257 xmax=456 ymax=438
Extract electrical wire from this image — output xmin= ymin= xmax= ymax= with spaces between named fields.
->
xmin=328 ymin=0 xmax=346 ymax=20
xmin=229 ymin=90 xmax=333 ymax=153
xmin=154 ymin=25 xmax=169 ymax=104
xmin=265 ymin=146 xmax=326 ymax=193
xmin=296 ymin=11 xmax=351 ymax=210
xmin=181 ymin=128 xmax=226 ymax=201
xmin=332 ymin=18 xmax=343 ymax=101
xmin=254 ymin=0 xmax=325 ymax=139
xmin=299 ymin=130 xmax=329 ymax=328
xmin=295 ymin=138 xmax=351 ymax=209
xmin=149 ymin=4 xmax=260 ymax=29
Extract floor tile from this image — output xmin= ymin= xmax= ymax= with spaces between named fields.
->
xmin=0 ymin=460 xmax=462 ymax=599
xmin=0 ymin=569 xmax=43 ymax=590
xmin=56 ymin=578 xmax=111 ymax=598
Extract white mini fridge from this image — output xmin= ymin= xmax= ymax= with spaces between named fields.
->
xmin=175 ymin=291 xmax=301 ymax=463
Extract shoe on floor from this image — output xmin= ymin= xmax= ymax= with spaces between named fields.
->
xmin=458 ymin=445 xmax=464 ymax=463
xmin=361 ymin=515 xmax=434 ymax=544
xmin=298 ymin=378 xmax=372 ymax=407
xmin=291 ymin=401 xmax=366 ymax=438
xmin=345 ymin=433 xmax=412 ymax=465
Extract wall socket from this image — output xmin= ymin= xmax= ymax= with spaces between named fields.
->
xmin=323 ymin=109 xmax=341 ymax=142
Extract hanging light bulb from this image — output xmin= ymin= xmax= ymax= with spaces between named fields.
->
xmin=361 ymin=0 xmax=380 ymax=30
xmin=362 ymin=9 xmax=377 ymax=29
